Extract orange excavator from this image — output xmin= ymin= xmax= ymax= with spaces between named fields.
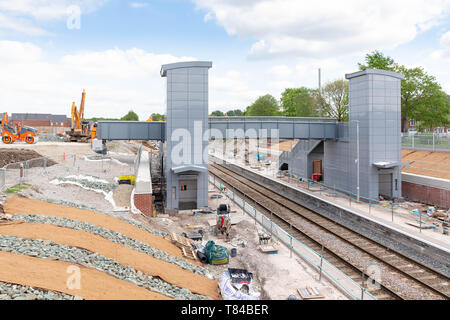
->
xmin=1 ymin=112 xmax=38 ymax=144
xmin=66 ymin=89 xmax=93 ymax=142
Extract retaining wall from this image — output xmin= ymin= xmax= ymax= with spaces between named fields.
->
xmin=402 ymin=173 xmax=450 ymax=209
xmin=211 ymin=156 xmax=450 ymax=277
xmin=134 ymin=149 xmax=153 ymax=217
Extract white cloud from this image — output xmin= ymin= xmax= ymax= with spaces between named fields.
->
xmin=210 ymin=69 xmax=264 ymax=109
xmin=130 ymin=2 xmax=148 ymax=8
xmin=194 ymin=0 xmax=450 ymax=59
xmin=268 ymin=80 xmax=295 ymax=91
xmin=0 ymin=41 xmax=196 ymax=120
xmin=204 ymin=12 xmax=213 ymax=22
xmin=0 ymin=40 xmax=43 ymax=62
xmin=267 ymin=65 xmax=292 ymax=78
xmin=430 ymin=30 xmax=450 ymax=62
xmin=61 ymin=48 xmax=194 ymax=78
xmin=0 ymin=0 xmax=108 ymax=35
xmin=0 ymin=12 xmax=47 ymax=35
xmin=440 ymin=30 xmax=450 ymax=47
xmin=427 ymin=30 xmax=450 ymax=92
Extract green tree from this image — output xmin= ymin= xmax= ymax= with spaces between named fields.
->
xmin=121 ymin=110 xmax=139 ymax=121
xmin=88 ymin=117 xmax=119 ymax=121
xmin=246 ymin=94 xmax=280 ymax=116
xmin=359 ymin=51 xmax=450 ymax=132
xmin=226 ymin=109 xmax=244 ymax=117
xmin=210 ymin=110 xmax=224 ymax=116
xmin=150 ymin=113 xmax=166 ymax=121
xmin=358 ymin=50 xmax=397 ymax=71
xmin=397 ymin=65 xmax=450 ymax=131
xmin=316 ymin=80 xmax=349 ymax=122
xmin=281 ymin=87 xmax=318 ymax=117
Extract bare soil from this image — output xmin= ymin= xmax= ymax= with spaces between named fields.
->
xmin=0 ymin=148 xmax=57 ymax=168
xmin=4 ymin=197 xmax=186 ymax=260
xmin=0 ymin=251 xmax=171 ymax=300
xmin=0 ymin=222 xmax=220 ymax=299
xmin=402 ymin=149 xmax=450 ymax=179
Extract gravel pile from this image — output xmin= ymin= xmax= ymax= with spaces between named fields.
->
xmin=11 ymin=214 xmax=208 ymax=275
xmin=31 ymin=196 xmax=167 ymax=237
xmin=85 ymin=155 xmax=112 ymax=161
xmin=0 ymin=235 xmax=210 ymax=300
xmin=52 ymin=177 xmax=117 ymax=193
xmin=38 ymin=134 xmax=65 ymax=142
xmin=0 ymin=281 xmax=77 ymax=300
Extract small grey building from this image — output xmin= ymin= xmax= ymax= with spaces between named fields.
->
xmin=280 ymin=69 xmax=405 ymax=200
xmin=161 ymin=61 xmax=212 ymax=210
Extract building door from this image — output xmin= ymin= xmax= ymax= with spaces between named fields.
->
xmin=179 ymin=178 xmax=198 ymax=210
xmin=379 ymin=173 xmax=393 ymax=199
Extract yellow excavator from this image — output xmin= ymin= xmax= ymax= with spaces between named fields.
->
xmin=66 ymin=89 xmax=94 ymax=142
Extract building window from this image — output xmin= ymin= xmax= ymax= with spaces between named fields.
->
xmin=409 ymin=119 xmax=416 ymax=127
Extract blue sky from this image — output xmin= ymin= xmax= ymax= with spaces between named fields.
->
xmin=0 ymin=0 xmax=449 ymax=120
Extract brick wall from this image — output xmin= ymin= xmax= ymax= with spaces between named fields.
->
xmin=134 ymin=193 xmax=153 ymax=217
xmin=50 ymin=121 xmax=71 ymax=127
xmin=10 ymin=120 xmax=50 ymax=127
xmin=402 ymin=181 xmax=450 ymax=209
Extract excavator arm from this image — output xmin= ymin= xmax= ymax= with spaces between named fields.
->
xmin=79 ymin=89 xmax=86 ymax=120
xmin=71 ymin=102 xmax=82 ymax=130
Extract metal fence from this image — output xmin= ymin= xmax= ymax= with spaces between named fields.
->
xmin=402 ymin=133 xmax=450 ymax=151
xmin=209 ymin=173 xmax=377 ymax=300
xmin=279 ymin=170 xmax=450 ymax=235
xmin=1 ymin=153 xmax=135 ymax=192
xmin=215 ymin=154 xmax=449 ymax=236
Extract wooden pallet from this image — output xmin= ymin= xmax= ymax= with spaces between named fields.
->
xmin=297 ymin=286 xmax=324 ymax=300
xmin=259 ymin=245 xmax=278 ymax=254
xmin=181 ymin=247 xmax=198 ymax=261
xmin=167 ymin=232 xmax=193 ymax=249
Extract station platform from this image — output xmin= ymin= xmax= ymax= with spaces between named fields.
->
xmin=210 ymin=152 xmax=450 ymax=276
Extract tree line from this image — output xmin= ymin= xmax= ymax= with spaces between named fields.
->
xmin=89 ymin=111 xmax=167 ymax=122
xmin=210 ymin=51 xmax=450 ymax=132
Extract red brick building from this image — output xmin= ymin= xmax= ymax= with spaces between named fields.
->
xmin=9 ymin=113 xmax=71 ymax=134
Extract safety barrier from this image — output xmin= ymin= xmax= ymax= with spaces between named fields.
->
xmin=402 ymin=133 xmax=450 ymax=152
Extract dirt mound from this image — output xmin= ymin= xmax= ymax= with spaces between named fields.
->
xmin=402 ymin=150 xmax=450 ymax=179
xmin=0 ymin=149 xmax=57 ymax=168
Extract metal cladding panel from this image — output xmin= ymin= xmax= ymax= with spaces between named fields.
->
xmin=278 ymin=123 xmax=294 ymax=138
xmin=310 ymin=124 xmax=325 ymax=138
xmin=244 ymin=122 xmax=261 ymax=132
xmin=294 ymin=123 xmax=309 ymax=138
xmin=97 ymin=121 xmax=165 ymax=140
xmin=261 ymin=122 xmax=278 ymax=132
xmin=325 ymin=124 xmax=337 ymax=139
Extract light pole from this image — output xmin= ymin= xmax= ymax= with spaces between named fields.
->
xmin=357 ymin=120 xmax=360 ymax=202
xmin=351 ymin=120 xmax=360 ymax=202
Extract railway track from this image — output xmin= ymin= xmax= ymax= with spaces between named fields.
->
xmin=210 ymin=162 xmax=450 ymax=300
